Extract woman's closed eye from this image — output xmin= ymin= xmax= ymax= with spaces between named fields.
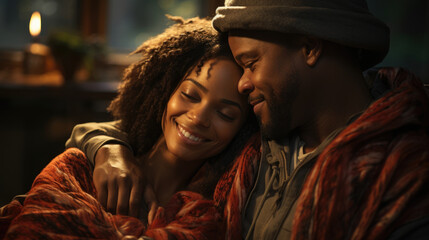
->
xmin=181 ymin=91 xmax=199 ymax=102
xmin=217 ymin=110 xmax=235 ymax=122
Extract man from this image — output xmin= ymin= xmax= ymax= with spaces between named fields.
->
xmin=211 ymin=1 xmax=429 ymax=239
xmin=67 ymin=0 xmax=429 ymax=239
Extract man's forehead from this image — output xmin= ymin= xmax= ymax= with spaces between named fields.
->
xmin=228 ymin=30 xmax=269 ymax=53
xmin=227 ymin=33 xmax=257 ymax=57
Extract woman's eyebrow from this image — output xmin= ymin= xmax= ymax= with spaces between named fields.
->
xmin=221 ymin=99 xmax=242 ymax=112
xmin=184 ymin=78 xmax=242 ymax=112
xmin=184 ymin=78 xmax=208 ymax=93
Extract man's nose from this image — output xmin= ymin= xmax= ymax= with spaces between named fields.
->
xmin=188 ymin=104 xmax=210 ymax=128
xmin=238 ymin=73 xmax=254 ymax=95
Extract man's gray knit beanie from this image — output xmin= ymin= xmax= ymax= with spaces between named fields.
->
xmin=212 ymin=0 xmax=390 ymax=70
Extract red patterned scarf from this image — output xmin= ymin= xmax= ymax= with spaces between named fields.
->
xmin=214 ymin=133 xmax=261 ymax=240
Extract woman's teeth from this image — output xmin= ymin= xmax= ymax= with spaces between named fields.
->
xmin=178 ymin=125 xmax=204 ymax=142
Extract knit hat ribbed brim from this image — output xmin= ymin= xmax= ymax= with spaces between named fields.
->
xmin=212 ymin=0 xmax=390 ymax=70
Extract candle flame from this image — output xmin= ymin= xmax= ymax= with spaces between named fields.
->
xmin=29 ymin=11 xmax=41 ymax=37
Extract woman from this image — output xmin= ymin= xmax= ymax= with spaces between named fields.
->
xmin=85 ymin=15 xmax=257 ymax=216
xmin=1 ymin=16 xmax=258 ymax=240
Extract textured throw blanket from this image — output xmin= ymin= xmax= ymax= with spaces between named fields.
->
xmin=0 ymin=149 xmax=223 ymax=240
xmin=292 ymin=68 xmax=429 ymax=239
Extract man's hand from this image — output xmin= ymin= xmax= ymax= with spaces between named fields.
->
xmin=144 ymin=185 xmax=158 ymax=225
xmin=93 ymin=144 xmax=144 ymax=217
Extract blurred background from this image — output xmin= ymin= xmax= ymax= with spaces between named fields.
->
xmin=0 ymin=0 xmax=428 ymax=206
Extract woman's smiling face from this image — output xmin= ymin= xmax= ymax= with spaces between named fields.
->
xmin=162 ymin=57 xmax=249 ymax=161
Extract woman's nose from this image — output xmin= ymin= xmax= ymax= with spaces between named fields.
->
xmin=188 ymin=104 xmax=210 ymax=128
xmin=238 ymin=73 xmax=254 ymax=95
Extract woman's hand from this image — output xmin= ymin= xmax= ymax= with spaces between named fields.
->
xmin=93 ymin=144 xmax=145 ymax=217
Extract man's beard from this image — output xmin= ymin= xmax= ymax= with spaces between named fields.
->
xmin=259 ymin=95 xmax=292 ymax=141
xmin=259 ymin=76 xmax=300 ymax=142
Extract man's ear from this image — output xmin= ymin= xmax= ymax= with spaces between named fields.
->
xmin=302 ymin=37 xmax=323 ymax=67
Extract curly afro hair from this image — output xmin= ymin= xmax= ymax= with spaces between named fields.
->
xmin=109 ymin=16 xmax=236 ymax=156
xmin=108 ymin=16 xmax=258 ymax=197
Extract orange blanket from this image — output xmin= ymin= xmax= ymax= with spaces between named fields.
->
xmin=0 ymin=149 xmax=223 ymax=240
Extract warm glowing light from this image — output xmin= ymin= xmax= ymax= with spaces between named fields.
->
xmin=29 ymin=11 xmax=41 ymax=37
